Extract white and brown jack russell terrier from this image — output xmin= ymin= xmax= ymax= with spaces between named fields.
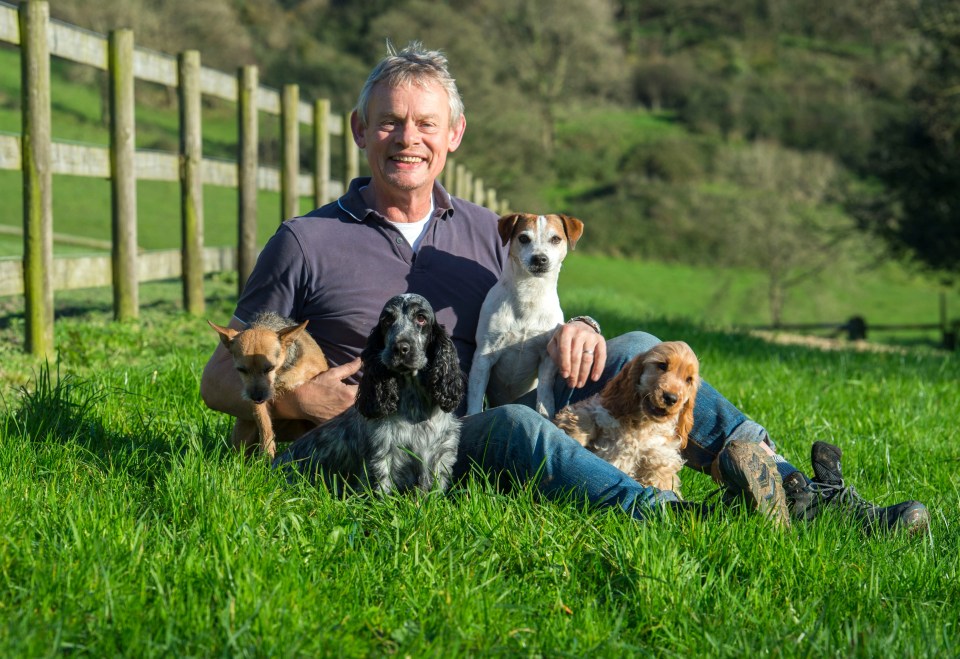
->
xmin=467 ymin=212 xmax=584 ymax=418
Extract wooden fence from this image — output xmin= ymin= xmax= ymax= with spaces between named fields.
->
xmin=0 ymin=0 xmax=507 ymax=357
xmin=752 ymin=297 xmax=958 ymax=351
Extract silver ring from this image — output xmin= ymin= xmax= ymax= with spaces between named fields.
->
xmin=582 ymin=348 xmax=594 ymax=355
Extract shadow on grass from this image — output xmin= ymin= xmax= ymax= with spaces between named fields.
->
xmin=0 ymin=362 xmax=232 ymax=488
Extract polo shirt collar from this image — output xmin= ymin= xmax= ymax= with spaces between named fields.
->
xmin=337 ymin=177 xmax=454 ymax=223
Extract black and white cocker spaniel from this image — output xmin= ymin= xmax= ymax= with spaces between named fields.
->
xmin=272 ymin=294 xmax=464 ymax=495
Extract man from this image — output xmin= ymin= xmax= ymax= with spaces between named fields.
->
xmin=201 ymin=42 xmax=928 ymax=534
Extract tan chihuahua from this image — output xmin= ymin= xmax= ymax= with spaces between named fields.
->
xmin=208 ymin=311 xmax=329 ymax=458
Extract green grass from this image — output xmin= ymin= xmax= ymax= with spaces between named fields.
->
xmin=0 ymin=170 xmax=315 ymax=253
xmin=558 ymin=253 xmax=960 ymax=345
xmin=0 ymin=272 xmax=957 ymax=656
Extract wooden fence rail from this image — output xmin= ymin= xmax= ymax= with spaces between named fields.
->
xmin=0 ymin=0 xmax=507 ymax=357
xmin=751 ymin=306 xmax=958 ymax=351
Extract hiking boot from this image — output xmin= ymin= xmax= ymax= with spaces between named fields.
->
xmin=716 ymin=440 xmax=790 ymax=527
xmin=783 ymin=441 xmax=930 ymax=535
xmin=782 ymin=471 xmax=820 ymax=522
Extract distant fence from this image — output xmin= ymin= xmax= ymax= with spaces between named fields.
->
xmin=0 ymin=0 xmax=507 ymax=357
xmin=752 ymin=301 xmax=958 ymax=351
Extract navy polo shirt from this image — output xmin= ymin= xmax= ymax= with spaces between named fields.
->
xmin=235 ymin=177 xmax=506 ymax=380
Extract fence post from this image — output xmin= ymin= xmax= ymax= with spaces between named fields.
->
xmin=443 ymin=158 xmax=456 ymax=193
xmin=343 ymin=112 xmax=359 ymax=185
xmin=237 ymin=65 xmax=258 ymax=294
xmin=473 ymin=177 xmax=484 ymax=206
xmin=485 ymin=187 xmax=498 ymax=212
xmin=313 ymin=98 xmax=330 ymax=207
xmin=20 ymin=0 xmax=54 ymax=357
xmin=178 ymin=50 xmax=204 ymax=315
xmin=281 ymin=84 xmax=299 ymax=222
xmin=455 ymin=163 xmax=467 ymax=199
xmin=109 ymin=28 xmax=138 ymax=321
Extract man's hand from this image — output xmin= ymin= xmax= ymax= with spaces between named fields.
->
xmin=271 ymin=358 xmax=361 ymax=425
xmin=547 ymin=321 xmax=606 ymax=389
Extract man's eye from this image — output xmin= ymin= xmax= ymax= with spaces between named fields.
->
xmin=518 ymin=235 xmax=531 ymax=244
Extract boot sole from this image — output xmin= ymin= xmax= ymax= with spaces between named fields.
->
xmin=719 ymin=441 xmax=790 ymax=527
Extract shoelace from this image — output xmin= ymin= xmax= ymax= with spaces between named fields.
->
xmin=807 ymin=480 xmax=874 ymax=517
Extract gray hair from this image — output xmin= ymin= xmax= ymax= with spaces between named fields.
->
xmin=354 ymin=41 xmax=464 ymax=128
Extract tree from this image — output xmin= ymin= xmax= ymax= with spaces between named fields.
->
xmin=856 ymin=1 xmax=960 ymax=278
xmin=459 ymin=0 xmax=629 ymax=155
xmin=705 ymin=142 xmax=861 ymax=325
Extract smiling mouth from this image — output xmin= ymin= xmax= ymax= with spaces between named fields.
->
xmin=391 ymin=155 xmax=426 ymax=164
xmin=643 ymin=398 xmax=670 ymax=417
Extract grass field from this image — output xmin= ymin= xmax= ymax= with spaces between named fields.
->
xmin=0 ymin=272 xmax=957 ymax=656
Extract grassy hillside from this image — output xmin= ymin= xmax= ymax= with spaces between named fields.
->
xmin=559 ymin=254 xmax=959 ymax=341
xmin=0 ymin=34 xmax=955 ymax=342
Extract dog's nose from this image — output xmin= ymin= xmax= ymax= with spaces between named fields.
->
xmin=662 ymin=392 xmax=678 ymax=406
xmin=394 ymin=340 xmax=411 ymax=356
xmin=531 ymin=253 xmax=548 ymax=267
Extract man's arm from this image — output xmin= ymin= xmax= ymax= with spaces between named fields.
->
xmin=199 ymin=317 xmax=361 ymax=425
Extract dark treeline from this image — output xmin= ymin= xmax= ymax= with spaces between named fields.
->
xmin=24 ymin=0 xmax=960 ymax=311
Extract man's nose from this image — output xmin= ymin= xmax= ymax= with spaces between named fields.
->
xmin=395 ymin=121 xmax=421 ymax=145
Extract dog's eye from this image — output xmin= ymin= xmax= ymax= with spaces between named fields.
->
xmin=686 ymin=376 xmax=694 ymax=384
xmin=264 ymin=365 xmax=275 ymax=374
xmin=550 ymin=235 xmax=562 ymax=245
xmin=415 ymin=313 xmax=428 ymax=326
xmin=518 ymin=234 xmax=531 ymax=244
xmin=381 ymin=313 xmax=396 ymax=328
xmin=657 ymin=362 xmax=668 ymax=371
xmin=236 ymin=366 xmax=248 ymax=374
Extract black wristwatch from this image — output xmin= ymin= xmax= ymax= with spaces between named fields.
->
xmin=567 ymin=315 xmax=602 ymax=335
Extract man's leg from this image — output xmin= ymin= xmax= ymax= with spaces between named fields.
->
xmin=466 ymin=331 xmax=793 ymax=520
xmin=453 ymin=404 xmax=677 ymax=520
xmin=582 ymin=332 xmax=926 ymax=533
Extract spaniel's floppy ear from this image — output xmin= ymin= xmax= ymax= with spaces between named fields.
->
xmin=676 ymin=375 xmax=700 ymax=450
xmin=557 ymin=214 xmax=584 ymax=250
xmin=497 ymin=213 xmax=524 ymax=246
xmin=424 ymin=321 xmax=465 ymax=413
xmin=600 ymin=354 xmax=644 ymax=420
xmin=357 ymin=324 xmax=400 ymax=418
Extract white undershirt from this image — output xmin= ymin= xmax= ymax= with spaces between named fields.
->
xmin=387 ymin=203 xmax=434 ymax=253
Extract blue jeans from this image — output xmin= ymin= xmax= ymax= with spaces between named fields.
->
xmin=453 ymin=331 xmax=773 ymax=519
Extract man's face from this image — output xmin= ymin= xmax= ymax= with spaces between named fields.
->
xmin=353 ymin=80 xmax=466 ymax=197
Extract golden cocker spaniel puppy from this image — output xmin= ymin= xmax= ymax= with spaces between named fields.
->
xmin=553 ymin=341 xmax=700 ymax=495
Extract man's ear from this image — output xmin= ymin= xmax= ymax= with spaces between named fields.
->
xmin=448 ymin=114 xmax=467 ymax=153
xmin=350 ymin=110 xmax=366 ymax=149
